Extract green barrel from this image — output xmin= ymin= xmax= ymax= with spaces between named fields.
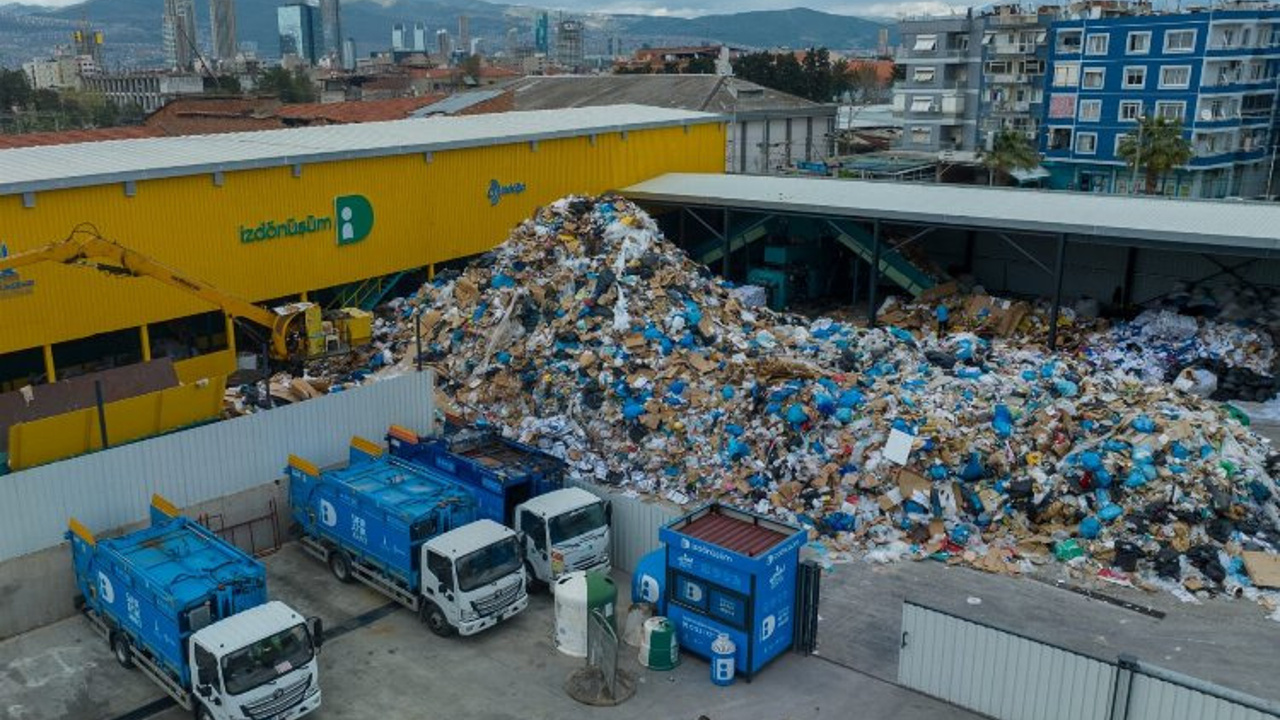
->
xmin=639 ymin=616 xmax=680 ymax=671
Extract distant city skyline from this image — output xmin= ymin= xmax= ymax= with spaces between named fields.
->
xmin=1 ymin=0 xmax=967 ymax=19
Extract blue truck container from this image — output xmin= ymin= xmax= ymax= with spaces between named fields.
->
xmin=385 ymin=424 xmax=564 ymax=526
xmin=68 ymin=495 xmax=322 ymax=719
xmin=288 ymin=438 xmax=480 ymax=591
xmin=658 ymin=503 xmax=806 ymax=680
xmin=288 ymin=437 xmax=529 ymax=636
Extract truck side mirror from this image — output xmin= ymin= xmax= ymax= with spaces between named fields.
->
xmin=308 ymin=616 xmax=324 ymax=652
xmin=438 ymin=583 xmax=447 ymax=594
xmin=604 ymin=501 xmax=613 ymax=525
xmin=197 ymin=684 xmax=213 ymax=699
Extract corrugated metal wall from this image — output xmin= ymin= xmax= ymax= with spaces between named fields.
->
xmin=899 ymin=601 xmax=1117 ymax=720
xmin=1126 ymin=669 xmax=1278 ymax=720
xmin=0 ymin=372 xmax=435 ymax=562
xmin=567 ymin=479 xmax=680 ymax=573
xmin=898 ymin=601 xmax=1280 ymax=720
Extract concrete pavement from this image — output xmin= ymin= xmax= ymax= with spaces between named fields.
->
xmin=1 ymin=542 xmax=981 ymax=720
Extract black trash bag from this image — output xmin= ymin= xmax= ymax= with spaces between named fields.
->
xmin=1154 ymin=546 xmax=1182 ymax=580
xmin=1113 ymin=540 xmax=1143 ymax=573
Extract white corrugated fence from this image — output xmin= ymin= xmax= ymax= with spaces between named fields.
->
xmin=0 ymin=372 xmax=435 ymax=562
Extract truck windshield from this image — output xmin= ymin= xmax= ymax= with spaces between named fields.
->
xmin=456 ymin=536 xmax=521 ymax=592
xmin=549 ymin=503 xmax=607 ymax=545
xmin=221 ymin=623 xmax=313 ymax=696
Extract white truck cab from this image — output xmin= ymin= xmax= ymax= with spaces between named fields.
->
xmin=418 ymin=519 xmax=529 ymax=637
xmin=187 ymin=601 xmax=322 ymax=720
xmin=515 ymin=488 xmax=612 ymax=587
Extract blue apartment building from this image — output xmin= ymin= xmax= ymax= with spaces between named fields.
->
xmin=1041 ymin=7 xmax=1280 ymax=197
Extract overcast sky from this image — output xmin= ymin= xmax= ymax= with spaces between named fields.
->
xmin=10 ymin=0 xmax=970 ymax=18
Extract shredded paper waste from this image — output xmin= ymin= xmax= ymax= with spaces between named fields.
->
xmin=253 ymin=195 xmax=1280 ymax=612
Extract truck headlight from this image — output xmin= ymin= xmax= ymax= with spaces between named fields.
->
xmin=461 ymin=607 xmax=479 ymax=622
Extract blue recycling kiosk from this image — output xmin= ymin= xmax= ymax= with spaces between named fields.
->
xmin=659 ymin=503 xmax=806 ymax=680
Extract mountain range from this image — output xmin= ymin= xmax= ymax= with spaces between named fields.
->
xmin=0 ymin=0 xmax=893 ymax=69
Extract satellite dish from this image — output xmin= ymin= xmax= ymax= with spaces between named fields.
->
xmin=1200 ymin=108 xmax=1213 ymax=120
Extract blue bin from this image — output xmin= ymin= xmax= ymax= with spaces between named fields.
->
xmin=632 ymin=547 xmax=666 ymax=613
xmin=710 ymin=633 xmax=736 ymax=686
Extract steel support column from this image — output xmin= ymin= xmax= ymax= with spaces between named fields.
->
xmin=722 ymin=207 xmax=731 ymax=278
xmin=1048 ymin=234 xmax=1068 ymax=351
xmin=868 ymin=219 xmax=882 ymax=327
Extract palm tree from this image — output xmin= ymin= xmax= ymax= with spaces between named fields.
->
xmin=982 ymin=129 xmax=1040 ymax=186
xmin=1116 ymin=116 xmax=1193 ymax=195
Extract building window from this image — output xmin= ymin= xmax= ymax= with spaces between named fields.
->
xmin=1127 ymin=31 xmax=1151 ymax=54
xmin=1075 ymin=132 xmax=1098 ymax=154
xmin=1155 ymin=100 xmax=1186 ymax=121
xmin=1115 ymin=134 xmax=1129 ymax=157
xmin=1048 ymin=127 xmax=1073 ymax=150
xmin=986 ymin=61 xmax=1010 ymax=75
xmin=1079 ymin=99 xmax=1102 ymax=121
xmin=1057 ymin=30 xmax=1082 ymax=53
xmin=1082 ymin=68 xmax=1105 ymax=88
xmin=1053 ymin=62 xmax=1080 ymax=87
xmin=1159 ymin=66 xmax=1191 ymax=89
xmin=1023 ymin=59 xmax=1045 ymax=75
xmin=1123 ymin=66 xmax=1146 ymax=88
xmin=1086 ymin=33 xmax=1110 ymax=55
xmin=1164 ymin=29 xmax=1196 ymax=53
xmin=913 ymin=34 xmax=937 ymax=51
xmin=1199 ymin=97 xmax=1238 ymax=120
xmin=911 ymin=126 xmax=931 ymax=143
xmin=1035 ymin=30 xmax=1048 ymax=45
xmin=913 ymin=67 xmax=935 ymax=83
xmin=983 ymin=31 xmax=997 ymax=46
xmin=1118 ymin=100 xmax=1143 ymax=121
xmin=911 ymin=96 xmax=935 ymax=112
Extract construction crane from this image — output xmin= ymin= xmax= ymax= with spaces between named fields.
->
xmin=0 ymin=225 xmax=341 ymax=363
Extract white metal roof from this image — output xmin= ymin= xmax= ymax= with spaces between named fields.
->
xmin=427 ymin=518 xmax=516 ymax=559
xmin=519 ymin=486 xmax=602 ymax=517
xmin=0 ymin=106 xmax=723 ymax=196
xmin=192 ymin=600 xmax=305 ymax=656
xmin=624 ymin=172 xmax=1280 ymax=255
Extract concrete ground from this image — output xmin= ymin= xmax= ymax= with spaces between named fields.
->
xmin=0 ymin=542 xmax=981 ymax=720
xmin=816 ymin=556 xmax=1280 ymax=703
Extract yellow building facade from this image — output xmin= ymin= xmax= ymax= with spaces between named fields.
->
xmin=0 ymin=106 xmax=726 ymax=383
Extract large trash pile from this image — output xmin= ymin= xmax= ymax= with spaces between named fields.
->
xmin=356 ymin=195 xmax=1280 ymax=610
xmin=882 ymin=291 xmax=1279 ymax=402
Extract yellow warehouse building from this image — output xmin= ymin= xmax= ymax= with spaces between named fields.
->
xmin=0 ymin=105 xmax=726 ymax=389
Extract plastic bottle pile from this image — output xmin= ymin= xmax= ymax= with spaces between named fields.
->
xmin=380 ymin=195 xmax=1280 ymax=609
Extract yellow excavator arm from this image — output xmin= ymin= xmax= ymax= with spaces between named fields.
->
xmin=0 ymin=227 xmax=304 ymax=361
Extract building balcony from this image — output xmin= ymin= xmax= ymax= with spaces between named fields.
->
xmin=898 ymin=50 xmax=975 ymax=63
xmin=986 ymin=72 xmax=1031 ymax=84
xmin=1200 ymin=77 xmax=1278 ymax=91
xmin=987 ymin=13 xmax=1042 ymax=26
xmin=1205 ymin=43 xmax=1280 ymax=57
xmin=988 ymin=44 xmax=1042 ymax=56
xmin=989 ymin=101 xmax=1033 ymax=114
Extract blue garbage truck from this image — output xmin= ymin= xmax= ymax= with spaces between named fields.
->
xmin=287 ymin=437 xmax=528 ymax=637
xmin=385 ymin=424 xmax=612 ymax=588
xmin=68 ymin=495 xmax=323 ymax=720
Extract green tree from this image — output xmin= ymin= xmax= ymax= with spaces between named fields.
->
xmin=684 ymin=56 xmax=715 ymax=74
xmin=1117 ymin=116 xmax=1193 ymax=194
xmin=0 ymin=67 xmax=32 ymax=110
xmin=257 ymin=67 xmax=314 ymax=103
xmin=204 ymin=74 xmax=243 ymax=94
xmin=982 ymin=129 xmax=1039 ymax=185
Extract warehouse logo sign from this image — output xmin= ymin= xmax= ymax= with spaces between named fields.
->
xmin=488 ymin=179 xmax=526 ymax=206
xmin=0 ymin=242 xmax=36 ymax=299
xmin=238 ymin=194 xmax=374 ymax=246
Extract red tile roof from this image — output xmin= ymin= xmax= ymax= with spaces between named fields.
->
xmin=0 ymin=126 xmax=162 ymax=149
xmin=276 ymin=94 xmax=447 ymax=123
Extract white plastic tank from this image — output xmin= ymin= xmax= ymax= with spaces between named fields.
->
xmin=554 ymin=570 xmax=616 ymax=657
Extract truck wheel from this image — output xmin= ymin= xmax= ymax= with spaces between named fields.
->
xmin=111 ymin=634 xmax=135 ymax=669
xmin=421 ymin=602 xmax=454 ymax=638
xmin=329 ymin=551 xmax=353 ymax=583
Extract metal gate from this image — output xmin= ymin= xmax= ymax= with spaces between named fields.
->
xmin=794 ymin=558 xmax=821 ymax=655
xmin=898 ymin=601 xmax=1279 ymax=720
